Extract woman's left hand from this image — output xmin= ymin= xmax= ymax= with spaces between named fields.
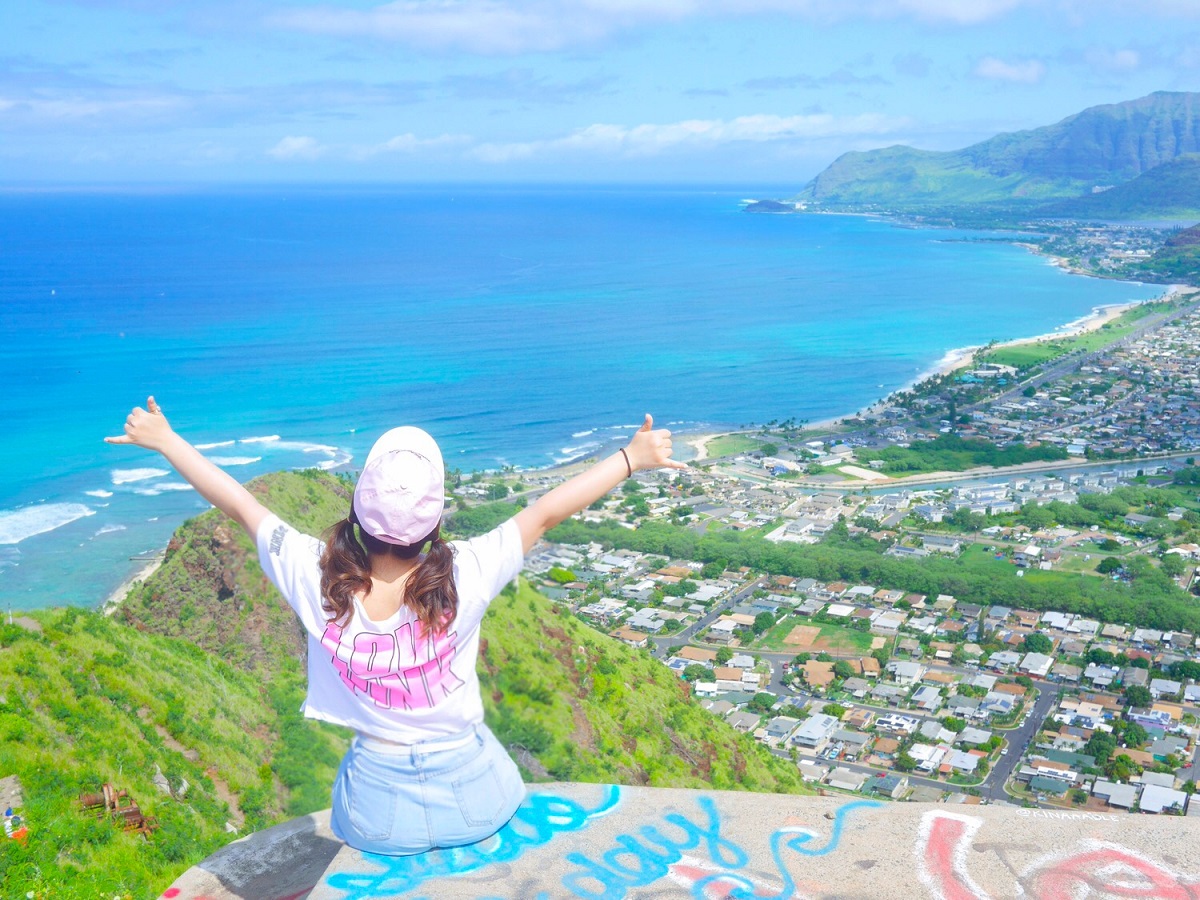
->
xmin=105 ymin=396 xmax=176 ymax=453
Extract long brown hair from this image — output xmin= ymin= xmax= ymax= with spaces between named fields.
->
xmin=319 ymin=512 xmax=458 ymax=634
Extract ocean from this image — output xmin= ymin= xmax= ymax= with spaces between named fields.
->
xmin=0 ymin=184 xmax=1164 ymax=611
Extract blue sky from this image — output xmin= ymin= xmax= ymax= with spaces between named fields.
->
xmin=2 ymin=0 xmax=1199 ymax=184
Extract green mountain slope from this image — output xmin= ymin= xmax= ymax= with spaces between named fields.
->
xmin=1040 ymin=155 xmax=1200 ymax=220
xmin=0 ymin=609 xmax=331 ymax=897
xmin=3 ymin=471 xmax=805 ymax=895
xmin=803 ymin=91 xmax=1200 ymax=206
xmin=1138 ymin=223 xmax=1200 ymax=283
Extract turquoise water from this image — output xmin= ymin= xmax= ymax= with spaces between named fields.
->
xmin=0 ymin=185 xmax=1164 ymax=610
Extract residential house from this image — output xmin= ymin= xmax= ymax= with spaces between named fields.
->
xmin=792 ymin=713 xmax=840 ymax=751
xmin=886 ymin=661 xmax=927 ymax=685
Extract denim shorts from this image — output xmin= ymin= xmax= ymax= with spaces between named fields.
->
xmin=330 ymin=722 xmax=526 ymax=856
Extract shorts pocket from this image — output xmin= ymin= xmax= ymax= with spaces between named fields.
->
xmin=452 ymin=760 xmax=505 ymax=828
xmin=344 ymin=764 xmax=399 ymax=844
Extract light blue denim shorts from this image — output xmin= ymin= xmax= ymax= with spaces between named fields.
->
xmin=330 ymin=722 xmax=525 ymax=856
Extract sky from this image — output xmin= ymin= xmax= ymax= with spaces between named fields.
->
xmin=2 ymin=0 xmax=1200 ymax=185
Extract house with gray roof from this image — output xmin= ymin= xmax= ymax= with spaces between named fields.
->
xmin=792 ymin=713 xmax=839 ymax=751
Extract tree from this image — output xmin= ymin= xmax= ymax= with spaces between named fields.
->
xmin=816 ymin=652 xmax=833 ymax=663
xmin=1161 ymin=553 xmax=1186 ymax=578
xmin=1097 ymin=557 xmax=1123 ymax=575
xmin=1107 ymin=753 xmax=1140 ymax=783
xmin=682 ymin=664 xmax=710 ymax=682
xmin=1085 ymin=731 xmax=1117 ymax=766
xmin=822 ymin=703 xmax=847 ymax=719
xmin=940 ymin=716 xmax=966 ymax=733
xmin=1122 ymin=722 xmax=1149 ymax=748
xmin=1124 ymin=685 xmax=1152 ymax=708
xmin=715 ymin=647 xmax=733 ymax=666
xmin=753 ymin=612 xmax=776 ymax=635
xmin=747 ymin=692 xmax=777 ymax=714
xmin=547 ymin=566 xmax=576 ymax=584
xmin=833 ymin=660 xmax=856 ymax=680
xmin=894 ymin=752 xmax=918 ymax=773
xmin=1021 ymin=633 xmax=1053 ymax=654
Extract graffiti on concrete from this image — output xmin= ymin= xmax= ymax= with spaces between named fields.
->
xmin=325 ymin=785 xmax=621 ymax=900
xmin=916 ymin=810 xmax=1200 ymax=900
xmin=560 ymin=797 xmax=881 ymax=899
xmin=160 ymin=889 xmax=310 ymax=900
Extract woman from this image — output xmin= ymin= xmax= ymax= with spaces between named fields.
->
xmin=108 ymin=398 xmax=685 ymax=855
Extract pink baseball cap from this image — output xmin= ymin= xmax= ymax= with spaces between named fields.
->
xmin=352 ymin=426 xmax=445 ymax=546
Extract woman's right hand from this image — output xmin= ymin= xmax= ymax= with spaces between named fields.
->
xmin=105 ymin=396 xmax=176 ymax=453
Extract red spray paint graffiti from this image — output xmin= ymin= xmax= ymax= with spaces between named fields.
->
xmin=1028 ymin=845 xmax=1200 ymax=900
xmin=917 ymin=812 xmax=990 ymax=900
xmin=918 ymin=811 xmax=1200 ymax=900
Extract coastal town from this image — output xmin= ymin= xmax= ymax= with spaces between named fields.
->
xmin=465 ymin=285 xmax=1200 ymax=815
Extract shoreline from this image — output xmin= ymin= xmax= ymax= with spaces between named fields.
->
xmin=681 ymin=281 xmax=1189 ymax=459
xmin=101 ymin=556 xmax=164 ymax=616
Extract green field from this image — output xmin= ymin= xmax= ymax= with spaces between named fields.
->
xmin=704 ymin=433 xmax=770 ymax=458
xmin=750 ymin=614 xmax=877 ymax=654
xmin=979 ymin=304 xmax=1159 ymax=370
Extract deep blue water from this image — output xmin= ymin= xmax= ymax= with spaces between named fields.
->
xmin=0 ymin=185 xmax=1164 ymax=610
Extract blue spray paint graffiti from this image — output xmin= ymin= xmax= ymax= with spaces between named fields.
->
xmin=325 ymin=785 xmax=621 ymax=899
xmin=690 ymin=799 xmax=882 ymax=899
xmin=561 ymin=797 xmax=881 ymax=900
xmin=561 ymin=796 xmax=749 ymax=900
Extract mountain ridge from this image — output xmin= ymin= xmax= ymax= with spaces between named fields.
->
xmin=802 ymin=91 xmax=1200 ymax=207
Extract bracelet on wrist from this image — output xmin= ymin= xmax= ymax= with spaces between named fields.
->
xmin=618 ymin=447 xmax=633 ymax=478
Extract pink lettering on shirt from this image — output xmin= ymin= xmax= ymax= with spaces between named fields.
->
xmin=321 ymin=620 xmax=464 ymax=710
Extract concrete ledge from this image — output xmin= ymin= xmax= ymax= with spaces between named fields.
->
xmin=163 ymin=784 xmax=1200 ymax=899
xmin=160 ymin=808 xmax=340 ymax=900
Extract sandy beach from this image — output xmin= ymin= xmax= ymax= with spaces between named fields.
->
xmin=681 ymin=284 xmax=1189 ymax=460
xmin=102 ymin=556 xmax=164 ymax=615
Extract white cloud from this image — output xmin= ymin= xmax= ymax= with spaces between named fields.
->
xmin=267 ymin=135 xmax=326 ymax=160
xmin=471 ymin=111 xmax=911 ymax=162
xmin=0 ymin=94 xmax=184 ymax=121
xmin=1083 ymin=47 xmax=1140 ymax=72
xmin=973 ymin=56 xmax=1047 ymax=84
xmin=267 ymin=0 xmax=1033 ymax=54
xmin=348 ymin=132 xmax=472 ymax=159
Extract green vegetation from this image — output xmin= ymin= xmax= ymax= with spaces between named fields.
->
xmin=478 ymin=581 xmax=803 ymax=792
xmin=548 ymin=512 xmax=1200 ymax=632
xmin=750 ymin=615 xmax=874 ymax=654
xmin=1140 ymin=223 xmax=1200 ymax=284
xmin=0 ymin=609 xmax=322 ymax=897
xmin=4 ymin=471 xmax=807 ymax=895
xmin=704 ymin=433 xmax=770 ymax=458
xmin=1041 ymin=155 xmax=1200 ymax=221
xmin=801 ymin=92 xmax=1200 ymax=208
xmin=978 ymin=303 xmax=1159 ymax=371
xmin=856 ymin=434 xmax=1068 ymax=476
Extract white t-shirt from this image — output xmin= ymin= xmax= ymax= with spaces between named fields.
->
xmin=256 ymin=513 xmax=523 ymax=743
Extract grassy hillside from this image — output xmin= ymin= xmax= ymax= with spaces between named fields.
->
xmin=1039 ymin=156 xmax=1200 ymax=221
xmin=1139 ymin=223 xmax=1200 ymax=284
xmin=802 ymin=91 xmax=1200 ymax=207
xmin=479 ymin=581 xmax=799 ymax=790
xmin=0 ymin=609 xmax=333 ymax=897
xmin=2 ymin=471 xmax=805 ymax=896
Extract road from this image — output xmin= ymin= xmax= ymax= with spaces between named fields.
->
xmin=646 ymin=586 xmax=1059 ymax=804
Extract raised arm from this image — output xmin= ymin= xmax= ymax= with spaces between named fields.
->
xmin=513 ymin=414 xmax=686 ymax=554
xmin=106 ymin=397 xmax=271 ymax=538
